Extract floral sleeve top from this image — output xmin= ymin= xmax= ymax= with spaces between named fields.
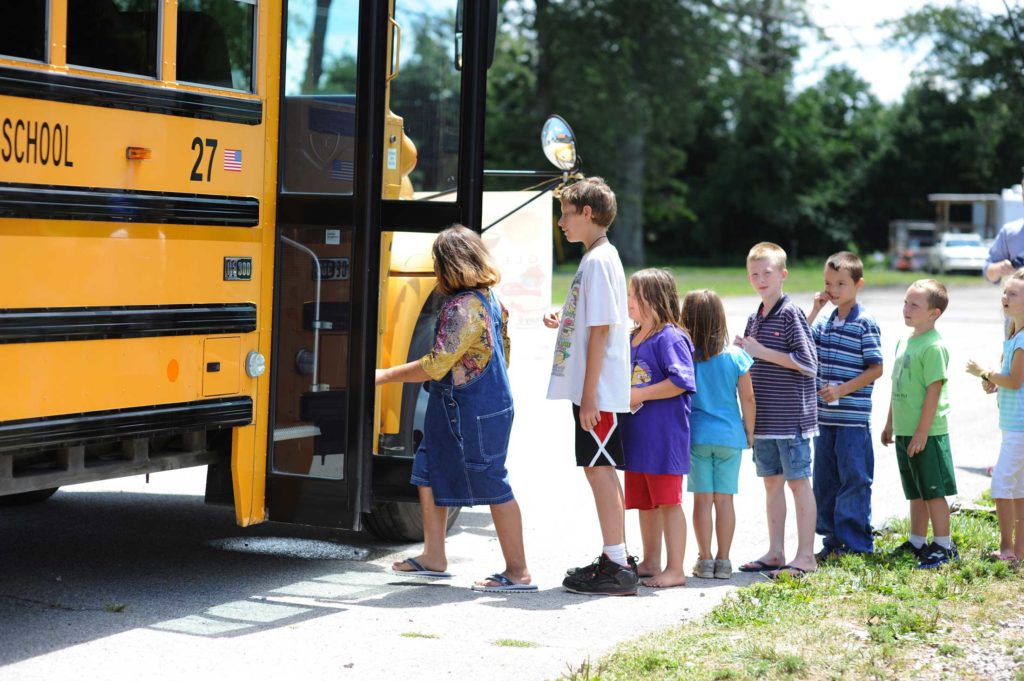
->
xmin=419 ymin=290 xmax=511 ymax=386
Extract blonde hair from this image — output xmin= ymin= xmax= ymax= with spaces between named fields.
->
xmin=629 ymin=268 xmax=682 ymax=334
xmin=1005 ymin=269 xmax=1024 ymax=337
xmin=680 ymin=289 xmax=729 ymax=361
xmin=910 ymin=278 xmax=949 ymax=314
xmin=747 ymin=241 xmax=787 ymax=270
xmin=559 ymin=176 xmax=617 ymax=227
xmin=432 ymin=225 xmax=501 ymax=295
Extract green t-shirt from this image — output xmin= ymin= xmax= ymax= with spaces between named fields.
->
xmin=891 ymin=329 xmax=950 ymax=436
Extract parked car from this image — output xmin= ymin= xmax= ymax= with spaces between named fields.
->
xmin=925 ymin=233 xmax=988 ymax=274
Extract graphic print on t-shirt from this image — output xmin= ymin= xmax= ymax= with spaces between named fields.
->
xmin=551 ymin=270 xmax=582 ymax=376
xmin=892 ymin=343 xmax=912 ymax=400
xmin=631 ymin=360 xmax=652 ymax=386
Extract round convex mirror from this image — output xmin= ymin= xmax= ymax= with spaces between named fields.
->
xmin=541 ymin=115 xmax=578 ymax=172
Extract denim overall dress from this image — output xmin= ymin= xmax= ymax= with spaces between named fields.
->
xmin=409 ymin=289 xmax=515 ymax=507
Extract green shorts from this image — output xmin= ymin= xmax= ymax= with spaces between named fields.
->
xmin=687 ymin=444 xmax=742 ymax=495
xmin=895 ymin=434 xmax=958 ymax=501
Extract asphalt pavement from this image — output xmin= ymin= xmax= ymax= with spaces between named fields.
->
xmin=0 ymin=282 xmax=1003 ymax=681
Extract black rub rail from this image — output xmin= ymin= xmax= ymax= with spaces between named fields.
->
xmin=0 ymin=397 xmax=253 ymax=453
xmin=0 ymin=183 xmax=259 ymax=227
xmin=0 ymin=303 xmax=257 ymax=344
xmin=0 ymin=65 xmax=262 ymax=125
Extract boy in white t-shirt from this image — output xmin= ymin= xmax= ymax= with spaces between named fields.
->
xmin=544 ymin=177 xmax=636 ymax=596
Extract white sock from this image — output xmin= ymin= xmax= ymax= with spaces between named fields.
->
xmin=603 ymin=544 xmax=629 ymax=566
xmin=933 ymin=536 xmax=952 ymax=549
xmin=909 ymin=534 xmax=927 ymax=549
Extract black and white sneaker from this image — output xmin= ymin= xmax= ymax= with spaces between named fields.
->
xmin=916 ymin=542 xmax=959 ymax=569
xmin=565 ymin=556 xmax=602 ymax=578
xmin=888 ymin=540 xmax=927 ymax=560
xmin=562 ymin=554 xmax=639 ymax=596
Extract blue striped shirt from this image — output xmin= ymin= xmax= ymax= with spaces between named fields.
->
xmin=811 ymin=304 xmax=883 ymax=427
xmin=744 ymin=295 xmax=818 ymax=439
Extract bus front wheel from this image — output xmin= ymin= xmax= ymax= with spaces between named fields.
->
xmin=364 ymin=500 xmax=459 ymax=543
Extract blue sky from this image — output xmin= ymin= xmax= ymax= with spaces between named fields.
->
xmin=797 ymin=0 xmax=1017 ymax=102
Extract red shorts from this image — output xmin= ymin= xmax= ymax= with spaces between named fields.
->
xmin=624 ymin=471 xmax=684 ymax=510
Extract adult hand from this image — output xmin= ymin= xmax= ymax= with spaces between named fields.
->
xmin=994 ymin=259 xmax=1017 ymax=279
xmin=542 ymin=309 xmax=561 ymax=329
xmin=374 ymin=369 xmax=388 ymax=385
xmin=881 ymin=425 xmax=893 ymax=447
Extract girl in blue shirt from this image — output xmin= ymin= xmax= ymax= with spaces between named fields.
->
xmin=681 ymin=290 xmax=755 ymax=580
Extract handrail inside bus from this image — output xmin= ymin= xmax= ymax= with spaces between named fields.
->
xmin=280 ymin=235 xmax=329 ymax=393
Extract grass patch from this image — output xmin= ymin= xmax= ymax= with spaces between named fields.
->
xmin=400 ymin=631 xmax=439 ymax=639
xmin=560 ymin=500 xmax=1023 ymax=680
xmin=493 ymin=638 xmax=541 ymax=648
xmin=551 ymin=263 xmax=986 ymax=305
xmin=103 ymin=603 xmax=126 ymax=613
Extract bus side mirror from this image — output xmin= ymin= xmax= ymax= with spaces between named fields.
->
xmin=541 ymin=114 xmax=579 ymax=173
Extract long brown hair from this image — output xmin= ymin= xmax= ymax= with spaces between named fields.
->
xmin=432 ymin=225 xmax=501 ymax=295
xmin=680 ymin=289 xmax=728 ymax=361
xmin=629 ymin=268 xmax=681 ymax=336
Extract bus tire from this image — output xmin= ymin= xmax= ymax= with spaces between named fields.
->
xmin=0 ymin=487 xmax=59 ymax=505
xmin=364 ymin=501 xmax=460 ymax=543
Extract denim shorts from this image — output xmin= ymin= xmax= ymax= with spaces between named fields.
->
xmin=752 ymin=435 xmax=812 ymax=480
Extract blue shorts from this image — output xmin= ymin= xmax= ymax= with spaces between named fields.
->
xmin=687 ymin=444 xmax=742 ymax=494
xmin=752 ymin=435 xmax=812 ymax=480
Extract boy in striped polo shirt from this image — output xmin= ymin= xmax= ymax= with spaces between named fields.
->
xmin=735 ymin=242 xmax=819 ymax=578
xmin=806 ymin=252 xmax=884 ymax=559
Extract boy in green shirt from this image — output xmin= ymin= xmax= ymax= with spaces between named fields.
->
xmin=881 ymin=279 xmax=958 ymax=568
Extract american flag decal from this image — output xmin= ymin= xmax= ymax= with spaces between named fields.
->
xmin=223 ymin=149 xmax=242 ymax=172
xmin=331 ymin=159 xmax=354 ymax=181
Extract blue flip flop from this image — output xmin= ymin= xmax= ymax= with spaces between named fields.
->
xmin=391 ymin=557 xmax=451 ymax=579
xmin=470 ymin=573 xmax=538 ymax=593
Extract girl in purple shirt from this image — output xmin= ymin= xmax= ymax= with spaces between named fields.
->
xmin=620 ymin=269 xmax=696 ymax=588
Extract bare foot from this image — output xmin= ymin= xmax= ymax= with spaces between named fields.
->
xmin=474 ymin=571 xmax=532 ymax=588
xmin=990 ymin=550 xmax=1018 ymax=562
xmin=739 ymin=552 xmax=784 ymax=571
xmin=769 ymin=554 xmax=817 ymax=578
xmin=642 ymin=569 xmax=687 ymax=588
xmin=635 ymin=559 xmax=660 ymax=578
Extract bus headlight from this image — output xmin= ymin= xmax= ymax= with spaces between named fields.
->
xmin=245 ymin=351 xmax=267 ymax=378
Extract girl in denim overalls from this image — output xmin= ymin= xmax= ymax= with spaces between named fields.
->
xmin=375 ymin=226 xmax=535 ymax=592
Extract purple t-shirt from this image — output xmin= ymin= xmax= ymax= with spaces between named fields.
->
xmin=620 ymin=325 xmax=697 ymax=475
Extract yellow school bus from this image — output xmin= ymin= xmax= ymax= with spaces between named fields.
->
xmin=0 ymin=0 xmax=505 ymax=540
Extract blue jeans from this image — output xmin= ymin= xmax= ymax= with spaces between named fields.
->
xmin=813 ymin=425 xmax=874 ymax=553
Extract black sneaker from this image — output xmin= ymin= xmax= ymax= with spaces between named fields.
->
xmin=565 ymin=556 xmax=601 ymax=578
xmin=888 ymin=540 xmax=926 ymax=560
xmin=916 ymin=542 xmax=959 ymax=570
xmin=562 ymin=554 xmax=639 ymax=596
xmin=815 ymin=546 xmax=844 ymax=562
xmin=565 ymin=554 xmax=638 ymax=578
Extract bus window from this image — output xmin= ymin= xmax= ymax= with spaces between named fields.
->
xmin=280 ymin=0 xmax=359 ymax=194
xmin=67 ymin=0 xmax=160 ymax=78
xmin=389 ymin=0 xmax=462 ymax=202
xmin=177 ymin=0 xmax=256 ymax=92
xmin=0 ymin=0 xmax=46 ymax=62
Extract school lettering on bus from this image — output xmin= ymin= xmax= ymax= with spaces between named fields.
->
xmin=1 ymin=118 xmax=74 ymax=167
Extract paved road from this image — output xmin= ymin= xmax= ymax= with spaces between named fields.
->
xmin=0 ymin=283 xmax=1003 ymax=681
